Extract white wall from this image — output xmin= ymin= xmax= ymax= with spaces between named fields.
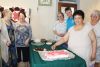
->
xmin=1 ymin=0 xmax=100 ymax=40
xmin=0 ymin=0 xmax=57 ymax=40
xmin=79 ymin=0 xmax=98 ymax=22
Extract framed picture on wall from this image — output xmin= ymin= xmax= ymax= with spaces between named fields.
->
xmin=38 ymin=0 xmax=52 ymax=6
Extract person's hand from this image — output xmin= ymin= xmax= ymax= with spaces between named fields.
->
xmin=25 ymin=39 xmax=29 ymax=47
xmin=6 ymin=41 xmax=11 ymax=46
xmin=57 ymin=32 xmax=64 ymax=37
xmin=59 ymin=34 xmax=64 ymax=37
xmin=90 ymin=53 xmax=96 ymax=61
xmin=51 ymin=44 xmax=57 ymax=50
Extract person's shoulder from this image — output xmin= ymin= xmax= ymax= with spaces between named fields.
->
xmin=0 ymin=19 xmax=2 ymax=23
xmin=0 ymin=19 xmax=5 ymax=24
xmin=25 ymin=22 xmax=30 ymax=27
xmin=56 ymin=20 xmax=59 ymax=23
xmin=64 ymin=19 xmax=66 ymax=23
xmin=69 ymin=26 xmax=74 ymax=30
xmin=15 ymin=22 xmax=20 ymax=25
xmin=98 ymin=20 xmax=100 ymax=24
xmin=84 ymin=22 xmax=93 ymax=32
xmin=0 ymin=19 xmax=3 ymax=25
xmin=0 ymin=18 xmax=4 ymax=22
xmin=54 ymin=20 xmax=59 ymax=25
xmin=14 ymin=22 xmax=21 ymax=27
xmin=85 ymin=22 xmax=92 ymax=28
xmin=68 ymin=26 xmax=74 ymax=32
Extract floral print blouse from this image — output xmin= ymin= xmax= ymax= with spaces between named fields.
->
xmin=14 ymin=22 xmax=32 ymax=47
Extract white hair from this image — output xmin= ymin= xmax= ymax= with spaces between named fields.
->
xmin=91 ymin=10 xmax=100 ymax=17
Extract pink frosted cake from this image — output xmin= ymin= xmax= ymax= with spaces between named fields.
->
xmin=38 ymin=49 xmax=75 ymax=61
xmin=44 ymin=50 xmax=69 ymax=60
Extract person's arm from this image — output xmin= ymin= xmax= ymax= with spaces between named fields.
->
xmin=53 ymin=22 xmax=64 ymax=37
xmin=51 ymin=32 xmax=69 ymax=50
xmin=89 ymin=29 xmax=97 ymax=61
xmin=25 ymin=24 xmax=32 ymax=46
xmin=1 ymin=22 xmax=11 ymax=46
xmin=53 ymin=30 xmax=65 ymax=37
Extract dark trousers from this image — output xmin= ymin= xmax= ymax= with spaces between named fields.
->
xmin=17 ymin=47 xmax=29 ymax=63
xmin=60 ymin=43 xmax=68 ymax=49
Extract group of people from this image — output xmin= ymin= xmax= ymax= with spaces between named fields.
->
xmin=53 ymin=7 xmax=100 ymax=67
xmin=0 ymin=7 xmax=32 ymax=67
xmin=0 ymin=6 xmax=100 ymax=67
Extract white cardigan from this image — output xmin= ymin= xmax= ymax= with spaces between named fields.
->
xmin=0 ymin=19 xmax=11 ymax=63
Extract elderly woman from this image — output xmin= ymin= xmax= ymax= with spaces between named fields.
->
xmin=0 ymin=9 xmax=11 ymax=67
xmin=53 ymin=12 xmax=66 ymax=41
xmin=2 ymin=9 xmax=17 ymax=67
xmin=89 ymin=10 xmax=100 ymax=67
xmin=14 ymin=9 xmax=32 ymax=67
xmin=51 ymin=10 xmax=97 ymax=67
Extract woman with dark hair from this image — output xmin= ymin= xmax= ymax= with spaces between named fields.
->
xmin=51 ymin=10 xmax=97 ymax=67
xmin=14 ymin=10 xmax=32 ymax=67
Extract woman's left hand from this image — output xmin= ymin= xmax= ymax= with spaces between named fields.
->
xmin=91 ymin=53 xmax=96 ymax=61
xmin=25 ymin=39 xmax=29 ymax=47
xmin=6 ymin=41 xmax=11 ymax=46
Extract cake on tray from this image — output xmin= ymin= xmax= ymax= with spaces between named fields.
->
xmin=38 ymin=49 xmax=75 ymax=61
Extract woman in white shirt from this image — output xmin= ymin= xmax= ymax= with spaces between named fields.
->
xmin=52 ymin=10 xmax=97 ymax=67
xmin=89 ymin=10 xmax=100 ymax=67
xmin=0 ymin=10 xmax=11 ymax=67
xmin=53 ymin=12 xmax=66 ymax=41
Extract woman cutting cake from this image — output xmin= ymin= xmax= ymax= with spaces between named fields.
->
xmin=51 ymin=10 xmax=97 ymax=67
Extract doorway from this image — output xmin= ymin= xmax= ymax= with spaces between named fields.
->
xmin=58 ymin=2 xmax=77 ymax=18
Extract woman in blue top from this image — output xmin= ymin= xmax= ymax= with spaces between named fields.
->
xmin=14 ymin=9 xmax=32 ymax=67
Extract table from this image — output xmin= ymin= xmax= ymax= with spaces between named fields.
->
xmin=0 ymin=46 xmax=2 ymax=67
xmin=29 ymin=42 xmax=86 ymax=67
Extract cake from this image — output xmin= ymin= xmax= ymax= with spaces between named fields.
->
xmin=38 ymin=49 xmax=75 ymax=61
xmin=44 ymin=50 xmax=69 ymax=60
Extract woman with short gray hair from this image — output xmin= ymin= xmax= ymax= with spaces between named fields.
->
xmin=90 ymin=10 xmax=100 ymax=67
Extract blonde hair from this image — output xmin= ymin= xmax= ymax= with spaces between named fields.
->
xmin=2 ymin=9 xmax=12 ymax=18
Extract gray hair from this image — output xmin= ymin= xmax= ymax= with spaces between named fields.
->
xmin=91 ymin=10 xmax=100 ymax=17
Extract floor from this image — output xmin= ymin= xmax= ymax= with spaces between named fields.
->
xmin=19 ymin=62 xmax=25 ymax=67
xmin=18 ymin=62 xmax=30 ymax=67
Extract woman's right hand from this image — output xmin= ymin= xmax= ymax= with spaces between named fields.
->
xmin=6 ymin=41 xmax=11 ymax=46
xmin=51 ymin=44 xmax=57 ymax=50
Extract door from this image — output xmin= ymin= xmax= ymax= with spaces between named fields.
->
xmin=58 ymin=2 xmax=77 ymax=18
